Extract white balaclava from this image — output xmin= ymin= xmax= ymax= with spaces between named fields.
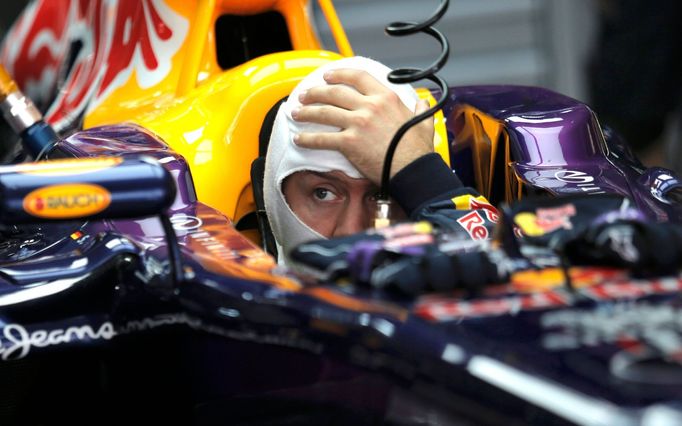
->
xmin=263 ymin=56 xmax=419 ymax=264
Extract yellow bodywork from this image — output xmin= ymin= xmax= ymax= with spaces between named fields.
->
xmin=83 ymin=0 xmax=450 ymax=223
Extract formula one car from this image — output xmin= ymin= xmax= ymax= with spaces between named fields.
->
xmin=2 ymin=0 xmax=682 ymax=425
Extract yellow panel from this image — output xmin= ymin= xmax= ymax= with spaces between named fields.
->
xmin=110 ymin=51 xmax=342 ymax=220
xmin=415 ymin=88 xmax=450 ymax=168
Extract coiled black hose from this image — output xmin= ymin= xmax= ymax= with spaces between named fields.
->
xmin=378 ymin=0 xmax=451 ymax=201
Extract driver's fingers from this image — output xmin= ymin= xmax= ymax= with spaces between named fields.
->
xmin=294 ymin=131 xmax=346 ymax=151
xmin=323 ymin=68 xmax=388 ymax=96
xmin=292 ymin=104 xmax=353 ymax=128
xmin=300 ymin=84 xmax=365 ymax=110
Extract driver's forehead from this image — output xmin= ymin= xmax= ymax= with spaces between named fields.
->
xmin=286 ymin=170 xmax=376 ymax=191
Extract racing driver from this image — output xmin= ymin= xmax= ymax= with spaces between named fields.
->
xmin=263 ymin=56 xmax=495 ymax=264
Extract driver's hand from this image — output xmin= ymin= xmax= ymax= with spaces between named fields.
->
xmin=292 ymin=69 xmax=434 ymax=185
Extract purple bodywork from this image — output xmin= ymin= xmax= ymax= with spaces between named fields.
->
xmin=446 ymin=85 xmax=682 ymax=222
xmin=2 ymin=85 xmax=682 ymax=424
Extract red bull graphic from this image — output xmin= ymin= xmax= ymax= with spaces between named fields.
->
xmin=1 ymin=0 xmax=189 ymax=131
xmin=514 ymin=204 xmax=577 ymax=237
xmin=453 ymin=194 xmax=499 ymax=223
xmin=456 ymin=211 xmax=489 ymax=240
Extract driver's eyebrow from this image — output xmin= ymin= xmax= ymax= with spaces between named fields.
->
xmin=308 ymin=171 xmax=344 ymax=183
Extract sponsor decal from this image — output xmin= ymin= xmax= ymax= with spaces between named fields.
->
xmin=514 ymin=204 xmax=576 ymax=237
xmin=0 ymin=312 xmax=323 ymax=361
xmin=417 ymin=291 xmax=569 ymax=321
xmin=415 ymin=277 xmax=682 ymax=321
xmin=512 ymin=268 xmax=626 ymax=292
xmin=170 ymin=213 xmax=236 ymax=261
xmin=541 ymin=303 xmax=682 ymax=384
xmin=453 ymin=195 xmax=499 ymax=223
xmin=554 ymin=170 xmax=606 ymax=194
xmin=170 ymin=213 xmax=202 ymax=231
xmin=0 ymin=321 xmax=116 ymax=361
xmin=15 ymin=157 xmax=122 ymax=176
xmin=2 ymin=0 xmax=189 ymax=131
xmin=539 ymin=303 xmax=682 ymax=352
xmin=451 ymin=195 xmax=497 ymax=239
xmin=650 ymin=172 xmax=680 ymax=204
xmin=469 ymin=197 xmax=499 ymax=222
xmin=0 ymin=313 xmax=200 ymax=361
xmin=457 ymin=211 xmax=489 ymax=240
xmin=23 ymin=183 xmax=111 ymax=218
xmin=168 ymin=209 xmax=297 ymax=289
xmin=0 ymin=0 xmax=68 ymax=109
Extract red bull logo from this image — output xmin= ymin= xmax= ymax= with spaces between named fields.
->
xmin=514 ymin=204 xmax=577 ymax=237
xmin=23 ymin=183 xmax=111 ymax=218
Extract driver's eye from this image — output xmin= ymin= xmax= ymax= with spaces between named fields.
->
xmin=313 ymin=188 xmax=337 ymax=201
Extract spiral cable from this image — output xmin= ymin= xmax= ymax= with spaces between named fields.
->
xmin=378 ymin=0 xmax=450 ymax=201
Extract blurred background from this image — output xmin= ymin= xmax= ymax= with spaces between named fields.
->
xmin=1 ymin=0 xmax=680 ymax=172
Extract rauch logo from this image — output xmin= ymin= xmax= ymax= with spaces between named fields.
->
xmin=23 ymin=183 xmax=111 ymax=219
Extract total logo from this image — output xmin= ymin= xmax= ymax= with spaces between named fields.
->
xmin=23 ymin=184 xmax=111 ymax=219
xmin=169 ymin=214 xmax=203 ymax=231
xmin=554 ymin=170 xmax=606 ymax=194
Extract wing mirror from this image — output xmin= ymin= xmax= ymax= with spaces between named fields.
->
xmin=0 ymin=156 xmax=176 ymax=224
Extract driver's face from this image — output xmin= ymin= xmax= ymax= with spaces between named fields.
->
xmin=283 ymin=170 xmax=401 ymax=238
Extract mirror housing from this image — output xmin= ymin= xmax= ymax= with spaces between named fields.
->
xmin=0 ymin=156 xmax=176 ymax=224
